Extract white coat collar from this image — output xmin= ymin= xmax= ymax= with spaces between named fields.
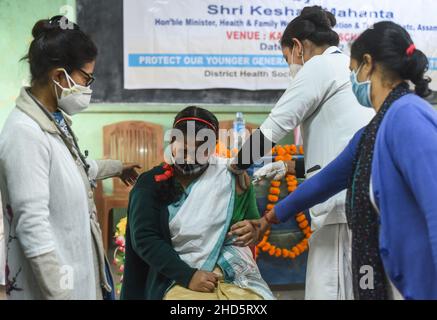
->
xmin=322 ymin=46 xmax=342 ymax=55
xmin=15 ymin=86 xmax=73 ymax=134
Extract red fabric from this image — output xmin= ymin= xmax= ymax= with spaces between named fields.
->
xmin=406 ymin=44 xmax=416 ymax=57
xmin=154 ymin=164 xmax=174 ymax=182
xmin=174 ymin=117 xmax=217 ymax=131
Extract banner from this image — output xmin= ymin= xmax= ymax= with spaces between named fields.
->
xmin=123 ymin=0 xmax=437 ymax=90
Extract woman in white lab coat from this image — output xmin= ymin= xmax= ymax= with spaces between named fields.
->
xmin=0 ymin=199 xmax=4 ymax=288
xmin=0 ymin=16 xmax=140 ymax=300
xmin=229 ymin=6 xmax=374 ymax=299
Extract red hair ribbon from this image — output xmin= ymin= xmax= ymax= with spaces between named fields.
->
xmin=154 ymin=163 xmax=174 ymax=182
xmin=406 ymin=44 xmax=416 ymax=57
xmin=174 ymin=117 xmax=217 ymax=131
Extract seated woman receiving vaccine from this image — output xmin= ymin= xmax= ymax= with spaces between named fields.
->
xmin=121 ymin=106 xmax=274 ymax=300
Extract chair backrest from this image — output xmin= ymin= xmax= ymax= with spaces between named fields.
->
xmin=103 ymin=121 xmax=164 ymax=194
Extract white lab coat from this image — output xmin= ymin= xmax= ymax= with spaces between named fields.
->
xmin=0 ymin=197 xmax=4 ymax=286
xmin=260 ymin=46 xmax=375 ymax=299
xmin=0 ymin=87 xmax=122 ymax=299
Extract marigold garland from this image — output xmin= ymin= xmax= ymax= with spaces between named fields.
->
xmin=255 ymin=144 xmax=312 ymax=260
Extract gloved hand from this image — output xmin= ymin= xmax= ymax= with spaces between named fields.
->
xmin=253 ymin=160 xmax=290 ymax=183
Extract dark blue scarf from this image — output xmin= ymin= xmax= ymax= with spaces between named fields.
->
xmin=346 ymin=82 xmax=410 ymax=300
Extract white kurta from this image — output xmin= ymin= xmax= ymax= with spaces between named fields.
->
xmin=260 ymin=46 xmax=375 ymax=299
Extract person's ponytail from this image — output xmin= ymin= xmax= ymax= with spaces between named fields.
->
xmin=401 ymin=48 xmax=431 ymax=97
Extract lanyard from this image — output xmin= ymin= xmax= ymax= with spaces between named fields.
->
xmin=26 ymin=90 xmax=92 ymax=179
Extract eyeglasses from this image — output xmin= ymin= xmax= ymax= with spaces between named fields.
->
xmin=78 ymin=68 xmax=95 ymax=86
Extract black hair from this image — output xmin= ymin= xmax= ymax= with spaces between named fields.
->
xmin=172 ymin=106 xmax=219 ymax=138
xmin=156 ymin=106 xmax=219 ymax=204
xmin=351 ymin=21 xmax=431 ymax=97
xmin=22 ymin=15 xmax=98 ymax=84
xmin=281 ymin=6 xmax=339 ymax=48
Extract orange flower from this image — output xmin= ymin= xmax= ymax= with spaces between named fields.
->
xmin=297 ymin=243 xmax=305 ymax=252
xmin=276 ymin=147 xmax=286 ymax=156
xmin=268 ymin=195 xmax=279 ymax=202
xmin=299 ymin=145 xmax=304 ymax=154
xmin=257 ymin=238 xmax=268 ymax=248
xmin=275 ymin=248 xmax=282 ymax=257
xmin=269 ymin=246 xmax=276 ymax=256
xmin=215 ymin=142 xmax=225 ymax=153
xmin=299 ymin=220 xmax=309 ymax=229
xmin=266 ymin=204 xmax=275 ymax=210
xmin=292 ymin=247 xmax=300 ymax=256
xmin=269 ymin=187 xmax=280 ymax=195
xmin=287 ymin=180 xmax=298 ymax=186
xmin=283 ymin=154 xmax=292 ymax=161
xmin=296 ymin=214 xmax=306 ymax=222
xmin=303 ymin=226 xmax=312 ymax=234
xmin=262 ymin=243 xmax=271 ymax=251
xmin=287 ymin=186 xmax=296 ymax=192
xmin=275 ymin=156 xmax=284 ymax=162
xmin=271 ymin=181 xmax=281 ymax=187
xmin=286 ymin=176 xmax=296 ymax=182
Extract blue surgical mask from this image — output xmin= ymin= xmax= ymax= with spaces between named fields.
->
xmin=350 ymin=64 xmax=373 ymax=108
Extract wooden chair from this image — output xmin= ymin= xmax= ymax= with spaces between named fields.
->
xmin=94 ymin=121 xmax=164 ymax=250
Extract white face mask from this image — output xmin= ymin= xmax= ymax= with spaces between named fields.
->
xmin=53 ymin=69 xmax=92 ymax=115
xmin=288 ymin=45 xmax=305 ymax=79
xmin=164 ymin=145 xmax=175 ymax=165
